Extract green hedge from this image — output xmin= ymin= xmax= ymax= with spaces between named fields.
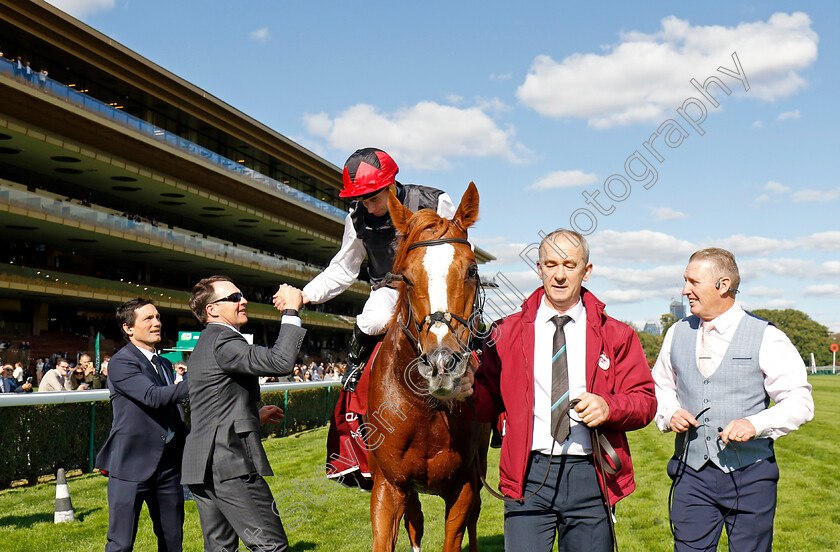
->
xmin=0 ymin=386 xmax=340 ymax=488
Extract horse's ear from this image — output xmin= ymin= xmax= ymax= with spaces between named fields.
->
xmin=388 ymin=189 xmax=413 ymax=233
xmin=453 ymin=181 xmax=479 ymax=230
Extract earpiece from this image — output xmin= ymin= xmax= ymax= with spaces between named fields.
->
xmin=715 ymin=279 xmax=722 ymax=290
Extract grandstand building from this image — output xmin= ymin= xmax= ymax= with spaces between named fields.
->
xmin=0 ymin=0 xmax=493 ymax=360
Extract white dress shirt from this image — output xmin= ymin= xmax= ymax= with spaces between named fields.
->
xmin=532 ymin=297 xmax=592 ymax=455
xmin=303 ymin=192 xmax=456 ymax=304
xmin=653 ymin=303 xmax=814 ymax=440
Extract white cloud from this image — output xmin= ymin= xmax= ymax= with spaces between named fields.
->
xmin=652 ymin=207 xmax=687 ymax=221
xmin=791 ymin=187 xmax=840 ymax=202
xmin=752 ymin=194 xmax=770 ymax=205
xmin=594 ymin=289 xmax=671 ymax=305
xmin=516 ymin=12 xmax=819 ymax=128
xmin=739 ymin=258 xmax=840 ymax=281
xmin=303 ymin=101 xmax=519 ymax=170
xmin=711 ymin=234 xmax=794 ymax=257
xmin=475 ymin=239 xmax=535 ymax=267
xmin=764 ymin=181 xmax=791 ymax=194
xmin=802 ymin=284 xmax=840 ymax=298
xmin=45 ymin=0 xmax=114 ymax=17
xmin=490 ymin=72 xmax=513 ymax=81
xmin=744 ymin=286 xmax=786 ymax=298
xmin=751 ymin=120 xmax=763 ymax=129
xmin=594 ymin=264 xmax=685 ymax=291
xmin=798 ymin=231 xmax=840 ymax=251
xmin=741 ymin=299 xmax=798 ymax=310
xmin=528 ymin=170 xmax=598 ymax=190
xmin=777 ymin=109 xmax=801 ymax=120
xmin=589 ymin=230 xmax=695 ymax=264
xmin=249 ymin=28 xmax=271 ymax=43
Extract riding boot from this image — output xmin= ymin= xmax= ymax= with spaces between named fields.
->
xmin=342 ymin=324 xmax=379 ymax=393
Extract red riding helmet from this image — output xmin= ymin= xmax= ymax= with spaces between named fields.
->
xmin=340 ymin=148 xmax=399 ymax=198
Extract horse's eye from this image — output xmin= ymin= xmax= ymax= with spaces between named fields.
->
xmin=467 ymin=266 xmax=478 ymax=280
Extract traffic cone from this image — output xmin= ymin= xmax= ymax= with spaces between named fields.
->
xmin=54 ymin=468 xmax=76 ymax=523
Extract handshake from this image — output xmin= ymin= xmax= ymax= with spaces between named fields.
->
xmin=272 ymin=284 xmax=308 ymax=312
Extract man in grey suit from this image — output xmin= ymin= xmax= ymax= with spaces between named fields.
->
xmin=181 ymin=276 xmax=305 ymax=552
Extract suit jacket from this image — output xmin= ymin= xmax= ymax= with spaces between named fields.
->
xmin=1 ymin=377 xmax=28 ymax=393
xmin=181 ymin=323 xmax=305 ymax=485
xmin=37 ymin=369 xmax=73 ymax=392
xmin=95 ymin=343 xmax=190 ymax=481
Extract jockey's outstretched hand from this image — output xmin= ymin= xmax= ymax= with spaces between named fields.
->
xmin=272 ymin=284 xmax=303 ymax=311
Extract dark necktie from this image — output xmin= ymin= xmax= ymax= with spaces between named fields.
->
xmin=550 ymin=315 xmax=573 ymax=444
xmin=151 ymin=355 xmax=169 ymax=386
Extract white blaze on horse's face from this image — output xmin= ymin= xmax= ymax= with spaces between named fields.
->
xmin=422 ymin=243 xmax=456 ymax=346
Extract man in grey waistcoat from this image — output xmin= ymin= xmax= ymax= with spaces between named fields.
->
xmin=652 ymin=248 xmax=813 ymax=552
xmin=181 ymin=276 xmax=306 ymax=552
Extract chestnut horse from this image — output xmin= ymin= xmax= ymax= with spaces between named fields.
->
xmin=367 ymin=182 xmax=486 ymax=552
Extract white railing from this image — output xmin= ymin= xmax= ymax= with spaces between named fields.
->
xmin=0 ymin=380 xmax=340 ymax=407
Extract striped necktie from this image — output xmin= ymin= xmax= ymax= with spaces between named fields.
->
xmin=550 ymin=315 xmax=573 ymax=444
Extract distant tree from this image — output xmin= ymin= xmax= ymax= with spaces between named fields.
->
xmin=750 ymin=309 xmax=833 ymax=365
xmin=660 ymin=313 xmax=678 ymax=335
xmin=634 ymin=329 xmax=664 ymax=368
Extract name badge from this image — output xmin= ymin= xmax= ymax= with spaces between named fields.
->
xmin=598 ymin=353 xmax=610 ymax=370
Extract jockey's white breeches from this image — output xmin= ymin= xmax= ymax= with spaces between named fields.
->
xmin=356 ymin=286 xmax=399 ymax=335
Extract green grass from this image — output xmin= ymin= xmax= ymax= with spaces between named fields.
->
xmin=1 ymin=375 xmax=838 ymax=551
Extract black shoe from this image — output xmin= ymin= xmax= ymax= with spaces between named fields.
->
xmin=341 ymin=363 xmax=363 ymax=392
xmin=490 ymin=426 xmax=502 ymax=449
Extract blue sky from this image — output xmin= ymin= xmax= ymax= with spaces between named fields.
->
xmin=50 ymin=1 xmax=840 ymax=336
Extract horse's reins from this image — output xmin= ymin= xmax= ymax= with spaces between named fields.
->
xmin=467 ymin=389 xmax=621 ymax=551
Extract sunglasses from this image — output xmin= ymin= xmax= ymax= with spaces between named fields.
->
xmin=210 ymin=292 xmax=244 ymax=304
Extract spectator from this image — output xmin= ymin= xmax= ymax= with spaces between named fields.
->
xmin=100 ymin=355 xmax=111 ymax=387
xmin=38 ymin=357 xmax=73 ymax=392
xmin=80 ymin=353 xmax=103 ymax=389
xmin=70 ymin=366 xmax=90 ymax=390
xmin=12 ymin=362 xmax=24 ymax=383
xmin=173 ymin=361 xmax=187 ymax=384
xmin=292 ymin=366 xmax=303 ymax=382
xmin=1 ymin=365 xmax=32 ymax=393
xmin=35 ymin=357 xmax=46 ymax=385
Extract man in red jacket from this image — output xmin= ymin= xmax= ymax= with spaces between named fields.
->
xmin=465 ymin=228 xmax=656 ymax=552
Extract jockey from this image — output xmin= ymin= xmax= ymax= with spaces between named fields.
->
xmin=299 ymin=147 xmax=455 ymax=392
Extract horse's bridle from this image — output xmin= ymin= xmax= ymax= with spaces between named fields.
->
xmin=379 ymin=237 xmax=483 ymax=358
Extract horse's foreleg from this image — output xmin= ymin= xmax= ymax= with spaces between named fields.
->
xmin=371 ymin=474 xmax=408 ymax=552
xmin=403 ymin=491 xmax=424 ymax=551
xmin=467 ymin=470 xmax=481 ymax=552
xmin=441 ymin=475 xmax=480 ymax=552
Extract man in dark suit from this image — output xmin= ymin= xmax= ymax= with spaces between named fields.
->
xmin=182 ymin=276 xmax=305 ymax=552
xmin=1 ymin=364 xmax=32 ymax=392
xmin=95 ymin=298 xmax=190 ymax=552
